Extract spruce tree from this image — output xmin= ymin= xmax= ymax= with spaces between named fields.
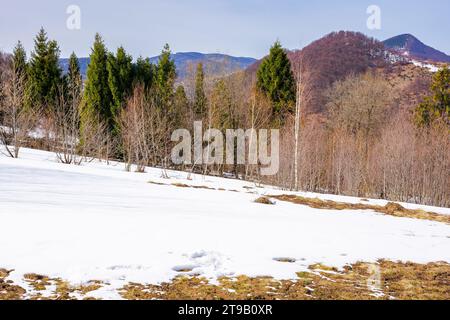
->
xmin=155 ymin=44 xmax=176 ymax=113
xmin=133 ymin=56 xmax=154 ymax=89
xmin=12 ymin=41 xmax=28 ymax=77
xmin=28 ymin=27 xmax=62 ymax=108
xmin=10 ymin=41 xmax=29 ymax=111
xmin=256 ymin=40 xmax=295 ymax=123
xmin=82 ymin=33 xmax=113 ymax=129
xmin=415 ymin=65 xmax=450 ymax=128
xmin=193 ymin=63 xmax=207 ymax=119
xmin=67 ymin=52 xmax=82 ymax=102
xmin=107 ymin=46 xmax=133 ymax=131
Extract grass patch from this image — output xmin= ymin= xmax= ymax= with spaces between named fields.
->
xmin=119 ymin=261 xmax=450 ymax=300
xmin=273 ymin=257 xmax=296 ymax=263
xmin=24 ymin=273 xmax=51 ymax=291
xmin=270 ymin=195 xmax=449 ymax=224
xmin=254 ymin=197 xmax=275 ymax=205
xmin=1 ymin=261 xmax=449 ymax=300
xmin=148 ymin=180 xmax=166 ymax=185
xmin=171 ymin=183 xmax=190 ymax=188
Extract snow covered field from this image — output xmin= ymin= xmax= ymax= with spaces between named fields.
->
xmin=1 ymin=147 xmax=449 ymax=299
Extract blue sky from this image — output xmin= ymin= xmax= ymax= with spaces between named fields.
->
xmin=0 ymin=0 xmax=449 ymax=59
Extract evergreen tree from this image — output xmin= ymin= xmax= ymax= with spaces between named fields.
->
xmin=67 ymin=52 xmax=82 ymax=101
xmin=415 ymin=65 xmax=450 ymax=128
xmin=28 ymin=27 xmax=62 ymax=108
xmin=10 ymin=41 xmax=30 ymax=113
xmin=82 ymin=33 xmax=113 ymax=129
xmin=107 ymin=46 xmax=133 ymax=131
xmin=256 ymin=40 xmax=295 ymax=123
xmin=133 ymin=56 xmax=154 ymax=89
xmin=155 ymin=44 xmax=176 ymax=113
xmin=193 ymin=63 xmax=207 ymax=119
xmin=12 ymin=41 xmax=28 ymax=77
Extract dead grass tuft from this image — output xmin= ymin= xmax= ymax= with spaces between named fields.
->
xmin=273 ymin=257 xmax=296 ymax=263
xmin=171 ymin=183 xmax=190 ymax=188
xmin=148 ymin=180 xmax=165 ymax=185
xmin=23 ymin=273 xmax=51 ymax=291
xmin=0 ymin=269 xmax=12 ymax=279
xmin=254 ymin=197 xmax=275 ymax=205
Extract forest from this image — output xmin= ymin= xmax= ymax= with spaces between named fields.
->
xmin=0 ymin=29 xmax=449 ymax=207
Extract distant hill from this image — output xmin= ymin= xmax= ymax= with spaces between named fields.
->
xmin=150 ymin=52 xmax=256 ymax=80
xmin=383 ymin=34 xmax=450 ymax=63
xmin=59 ymin=57 xmax=90 ymax=79
xmin=59 ymin=52 xmax=256 ymax=81
xmin=242 ymin=31 xmax=387 ymax=115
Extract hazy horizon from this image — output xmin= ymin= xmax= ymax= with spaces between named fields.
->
xmin=1 ymin=0 xmax=449 ymax=59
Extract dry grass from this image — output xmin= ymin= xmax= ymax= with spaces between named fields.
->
xmin=171 ymin=182 xmax=191 ymax=188
xmin=254 ymin=196 xmax=275 ymax=205
xmin=270 ymin=194 xmax=450 ymax=224
xmin=119 ymin=261 xmax=450 ymax=300
xmin=147 ymin=180 xmax=166 ymax=185
xmin=0 ymin=268 xmax=26 ymax=300
xmin=23 ymin=273 xmax=52 ymax=291
xmin=1 ymin=261 xmax=449 ymax=300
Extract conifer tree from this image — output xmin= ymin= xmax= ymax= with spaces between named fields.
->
xmin=82 ymin=33 xmax=113 ymax=129
xmin=12 ymin=41 xmax=28 ymax=77
xmin=415 ymin=65 xmax=450 ymax=128
xmin=133 ymin=56 xmax=154 ymax=89
xmin=155 ymin=44 xmax=176 ymax=113
xmin=193 ymin=63 xmax=207 ymax=119
xmin=107 ymin=46 xmax=133 ymax=132
xmin=67 ymin=52 xmax=82 ymax=102
xmin=256 ymin=40 xmax=295 ymax=123
xmin=28 ymin=28 xmax=62 ymax=108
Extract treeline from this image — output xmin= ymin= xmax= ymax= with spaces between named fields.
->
xmin=0 ymin=29 xmax=448 ymax=206
xmin=0 ymin=29 xmax=184 ymax=166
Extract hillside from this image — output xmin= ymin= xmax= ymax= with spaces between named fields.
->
xmin=243 ymin=31 xmax=387 ymax=115
xmin=384 ymin=34 xmax=450 ymax=63
xmin=1 ymin=147 xmax=449 ymax=299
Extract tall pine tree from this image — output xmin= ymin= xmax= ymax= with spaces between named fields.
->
xmin=193 ymin=63 xmax=207 ymax=119
xmin=256 ymin=40 xmax=295 ymax=124
xmin=107 ymin=46 xmax=133 ymax=132
xmin=12 ymin=41 xmax=28 ymax=77
xmin=155 ymin=44 xmax=176 ymax=114
xmin=66 ymin=52 xmax=82 ymax=102
xmin=28 ymin=28 xmax=62 ymax=109
xmin=82 ymin=33 xmax=113 ymax=129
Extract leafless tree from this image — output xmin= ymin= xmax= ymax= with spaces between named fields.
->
xmin=0 ymin=58 xmax=35 ymax=158
xmin=51 ymin=84 xmax=82 ymax=164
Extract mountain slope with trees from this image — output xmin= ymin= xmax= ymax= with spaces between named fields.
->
xmin=384 ymin=34 xmax=450 ymax=63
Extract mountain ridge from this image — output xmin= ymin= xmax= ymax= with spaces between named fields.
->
xmin=59 ymin=52 xmax=257 ymax=81
xmin=383 ymin=34 xmax=450 ymax=63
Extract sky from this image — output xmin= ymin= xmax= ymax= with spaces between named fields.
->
xmin=0 ymin=0 xmax=449 ymax=59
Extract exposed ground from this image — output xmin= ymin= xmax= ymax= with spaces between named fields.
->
xmin=1 ymin=261 xmax=449 ymax=300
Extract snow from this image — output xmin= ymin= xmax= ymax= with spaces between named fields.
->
xmin=1 ymin=147 xmax=449 ymax=299
xmin=411 ymin=60 xmax=440 ymax=73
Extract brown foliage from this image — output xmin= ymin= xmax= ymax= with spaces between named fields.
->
xmin=290 ymin=31 xmax=386 ymax=115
